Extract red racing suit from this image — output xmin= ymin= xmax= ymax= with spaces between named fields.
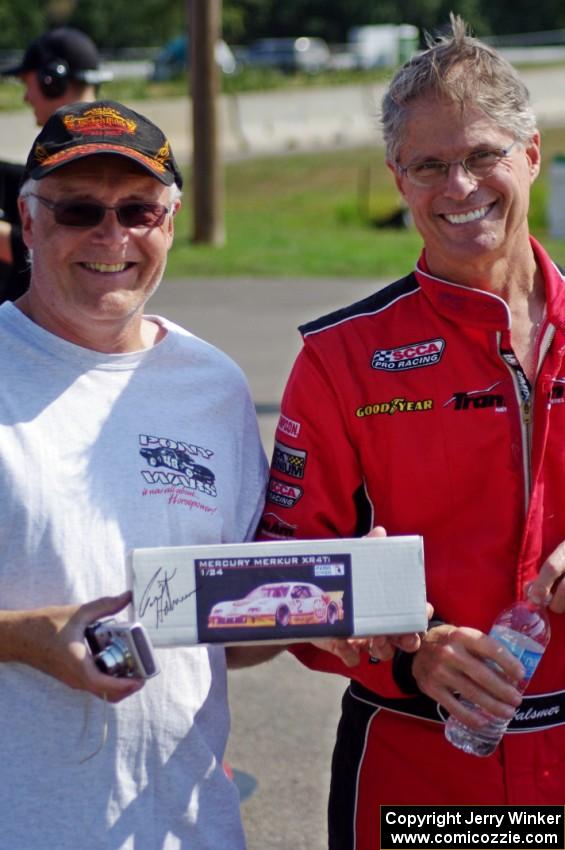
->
xmin=257 ymin=238 xmax=565 ymax=849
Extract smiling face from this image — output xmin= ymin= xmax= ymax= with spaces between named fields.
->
xmin=18 ymin=155 xmax=178 ymax=351
xmin=389 ymin=96 xmax=540 ymax=285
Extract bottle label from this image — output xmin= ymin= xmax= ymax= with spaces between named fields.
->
xmin=490 ymin=625 xmax=544 ymax=680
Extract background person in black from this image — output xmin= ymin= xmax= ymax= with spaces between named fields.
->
xmin=0 ymin=27 xmax=111 ymax=302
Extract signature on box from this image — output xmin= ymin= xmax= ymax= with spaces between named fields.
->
xmin=138 ymin=567 xmax=198 ymax=628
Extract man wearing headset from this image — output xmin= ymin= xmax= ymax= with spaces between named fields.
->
xmin=0 ymin=27 xmax=112 ymax=302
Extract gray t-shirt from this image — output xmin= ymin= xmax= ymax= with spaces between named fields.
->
xmin=0 ymin=303 xmax=268 ymax=850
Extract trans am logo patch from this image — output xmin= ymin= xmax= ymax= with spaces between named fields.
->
xmin=443 ymin=382 xmax=506 ymax=413
xmin=371 ymin=338 xmax=445 ymax=371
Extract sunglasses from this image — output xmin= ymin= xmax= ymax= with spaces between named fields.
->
xmin=27 ymin=193 xmax=171 ymax=229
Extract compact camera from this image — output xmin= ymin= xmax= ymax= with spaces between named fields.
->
xmin=85 ymin=620 xmax=159 ymax=679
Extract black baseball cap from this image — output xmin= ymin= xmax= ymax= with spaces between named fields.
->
xmin=0 ymin=27 xmax=106 ymax=82
xmin=23 ymin=100 xmax=183 ymax=189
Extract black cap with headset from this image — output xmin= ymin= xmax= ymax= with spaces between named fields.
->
xmin=0 ymin=27 xmax=113 ymax=98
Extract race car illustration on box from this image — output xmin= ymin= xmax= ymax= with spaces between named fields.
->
xmin=208 ymin=581 xmax=344 ymax=628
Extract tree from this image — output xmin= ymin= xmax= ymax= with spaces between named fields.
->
xmin=0 ymin=5 xmax=46 ymax=50
xmin=222 ymin=0 xmax=491 ymax=44
xmin=68 ymin=0 xmax=185 ymax=48
xmin=0 ymin=0 xmax=563 ymax=52
xmin=484 ymin=0 xmax=565 ymax=35
xmin=222 ymin=0 xmax=268 ymax=44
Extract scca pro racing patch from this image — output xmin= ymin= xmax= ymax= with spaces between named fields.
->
xmin=267 ymin=477 xmax=303 ymax=508
xmin=371 ymin=338 xmax=445 ymax=371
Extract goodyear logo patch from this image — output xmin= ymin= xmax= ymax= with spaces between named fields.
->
xmin=372 ymin=338 xmax=445 ymax=371
xmin=272 ymin=441 xmax=307 ymax=479
xmin=356 ymin=398 xmax=433 ymax=417
xmin=267 ymin=477 xmax=303 ymax=508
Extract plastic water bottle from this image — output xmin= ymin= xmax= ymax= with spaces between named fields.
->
xmin=444 ymin=597 xmax=551 ymax=757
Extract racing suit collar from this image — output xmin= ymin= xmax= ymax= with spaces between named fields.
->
xmin=414 ymin=236 xmax=565 ymax=333
xmin=415 ymin=256 xmax=512 ymax=331
xmin=530 ymin=236 xmax=565 ymax=332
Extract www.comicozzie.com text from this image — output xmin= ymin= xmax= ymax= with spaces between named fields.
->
xmin=381 ymin=807 xmax=564 ymax=849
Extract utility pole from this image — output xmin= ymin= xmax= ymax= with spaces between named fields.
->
xmin=188 ymin=0 xmax=225 ymax=245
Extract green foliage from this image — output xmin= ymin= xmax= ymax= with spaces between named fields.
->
xmin=487 ymin=0 xmax=565 ymax=35
xmin=0 ymin=0 xmax=186 ymax=50
xmin=66 ymin=0 xmax=185 ymax=49
xmin=0 ymin=0 xmax=562 ymax=51
xmin=222 ymin=0 xmax=489 ymax=43
xmin=0 ymin=3 xmax=46 ymax=50
xmin=222 ymin=0 xmax=270 ymax=44
xmin=220 ymin=0 xmax=500 ymax=43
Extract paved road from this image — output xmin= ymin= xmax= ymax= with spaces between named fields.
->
xmin=149 ymin=275 xmax=384 ymax=849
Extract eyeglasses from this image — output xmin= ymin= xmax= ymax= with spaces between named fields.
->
xmin=26 ymin=193 xmax=171 ymax=229
xmin=397 ymin=141 xmax=517 ymax=188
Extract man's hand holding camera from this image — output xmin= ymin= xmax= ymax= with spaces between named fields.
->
xmin=86 ymin=617 xmax=158 ymax=680
xmin=1 ymin=590 xmax=145 ymax=702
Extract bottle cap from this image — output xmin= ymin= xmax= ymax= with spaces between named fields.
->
xmin=526 ymin=581 xmax=552 ymax=607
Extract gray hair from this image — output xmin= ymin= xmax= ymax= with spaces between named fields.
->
xmin=19 ymin=178 xmax=40 ymax=215
xmin=381 ymin=14 xmax=538 ymax=163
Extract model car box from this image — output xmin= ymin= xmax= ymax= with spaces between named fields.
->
xmin=130 ymin=535 xmax=427 ymax=647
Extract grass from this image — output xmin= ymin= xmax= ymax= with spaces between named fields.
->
xmin=168 ymin=146 xmax=419 ymax=277
xmin=166 ymin=126 xmax=565 ymax=278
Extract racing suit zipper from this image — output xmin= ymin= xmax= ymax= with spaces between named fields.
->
xmin=499 ymin=325 xmax=555 ymax=513
xmin=520 ymin=397 xmax=533 ymax=506
xmin=522 ymin=398 xmax=533 ymax=498
xmin=498 ymin=336 xmax=533 ymax=511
